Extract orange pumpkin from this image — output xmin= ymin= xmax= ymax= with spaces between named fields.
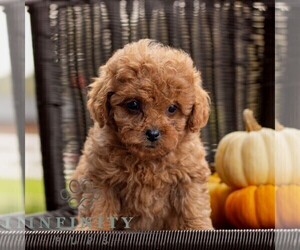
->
xmin=276 ymin=185 xmax=300 ymax=228
xmin=225 ymin=185 xmax=275 ymax=228
xmin=225 ymin=185 xmax=300 ymax=229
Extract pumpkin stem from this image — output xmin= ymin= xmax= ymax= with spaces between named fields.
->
xmin=275 ymin=120 xmax=285 ymax=131
xmin=243 ymin=109 xmax=262 ymax=132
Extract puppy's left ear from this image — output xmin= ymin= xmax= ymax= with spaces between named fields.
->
xmin=188 ymin=84 xmax=210 ymax=132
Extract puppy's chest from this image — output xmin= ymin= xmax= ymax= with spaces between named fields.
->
xmin=118 ymin=165 xmax=177 ymax=210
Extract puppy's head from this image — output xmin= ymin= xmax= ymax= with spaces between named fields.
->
xmin=88 ymin=39 xmax=209 ymax=159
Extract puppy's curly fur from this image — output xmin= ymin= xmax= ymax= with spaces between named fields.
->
xmin=71 ymin=39 xmax=213 ymax=230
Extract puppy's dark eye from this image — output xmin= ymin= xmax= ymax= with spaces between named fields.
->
xmin=167 ymin=104 xmax=177 ymax=114
xmin=126 ymin=100 xmax=140 ymax=111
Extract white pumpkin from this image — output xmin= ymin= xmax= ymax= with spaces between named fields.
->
xmin=275 ymin=122 xmax=300 ymax=185
xmin=215 ymin=109 xmax=300 ymax=188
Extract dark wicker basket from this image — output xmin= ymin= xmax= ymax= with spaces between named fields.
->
xmin=28 ymin=0 xmax=275 ymax=210
xmin=1 ymin=229 xmax=300 ymax=249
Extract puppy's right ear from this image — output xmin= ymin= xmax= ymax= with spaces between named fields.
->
xmin=87 ymin=67 xmax=113 ymax=128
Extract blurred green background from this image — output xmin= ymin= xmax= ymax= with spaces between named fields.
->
xmin=0 ymin=10 xmax=46 ymax=215
xmin=0 ymin=179 xmax=23 ymax=214
xmin=0 ymin=179 xmax=45 ymax=214
xmin=25 ymin=179 xmax=45 ymax=214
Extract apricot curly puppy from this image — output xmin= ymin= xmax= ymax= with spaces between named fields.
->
xmin=71 ymin=39 xmax=213 ymax=230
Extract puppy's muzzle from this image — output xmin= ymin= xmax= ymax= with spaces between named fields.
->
xmin=145 ymin=129 xmax=160 ymax=142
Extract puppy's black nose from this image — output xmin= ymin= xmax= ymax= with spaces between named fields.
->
xmin=145 ymin=129 xmax=160 ymax=142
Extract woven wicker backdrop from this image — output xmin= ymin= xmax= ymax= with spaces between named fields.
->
xmin=28 ymin=1 xmax=277 ymax=210
xmin=37 ymin=0 xmax=276 ymax=179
